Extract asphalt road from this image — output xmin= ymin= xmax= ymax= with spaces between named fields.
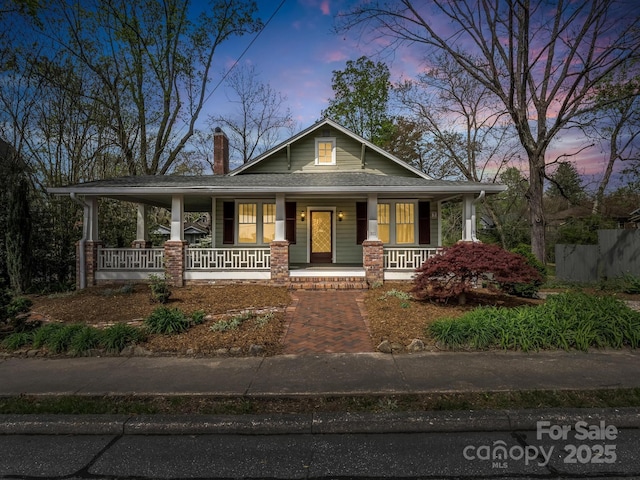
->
xmin=3 ymin=428 xmax=640 ymax=479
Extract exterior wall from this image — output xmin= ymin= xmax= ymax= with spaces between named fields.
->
xmin=290 ymin=199 xmax=363 ymax=264
xmin=241 ymin=129 xmax=417 ymax=177
xmin=212 ymin=197 xmax=441 ymax=261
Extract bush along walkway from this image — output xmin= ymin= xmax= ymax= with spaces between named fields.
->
xmin=280 ymin=290 xmax=374 ymax=354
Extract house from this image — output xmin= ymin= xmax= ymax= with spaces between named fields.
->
xmin=153 ymin=220 xmax=210 ymax=245
xmin=49 ymin=118 xmax=505 ymax=289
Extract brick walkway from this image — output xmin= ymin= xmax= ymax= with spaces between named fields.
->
xmin=281 ymin=290 xmax=374 ymax=354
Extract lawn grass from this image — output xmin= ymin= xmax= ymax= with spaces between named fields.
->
xmin=2 ymin=389 xmax=640 ymax=415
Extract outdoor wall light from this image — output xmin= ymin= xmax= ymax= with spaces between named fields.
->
xmin=300 ymin=211 xmax=306 ymax=221
xmin=338 ymin=211 xmax=344 ymax=221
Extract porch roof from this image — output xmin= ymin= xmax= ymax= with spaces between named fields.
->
xmin=49 ymin=172 xmax=505 ymax=210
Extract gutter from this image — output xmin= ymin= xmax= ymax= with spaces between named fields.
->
xmin=69 ymin=193 xmax=88 ymax=289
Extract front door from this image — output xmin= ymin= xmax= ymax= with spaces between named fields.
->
xmin=310 ymin=211 xmax=333 ymax=263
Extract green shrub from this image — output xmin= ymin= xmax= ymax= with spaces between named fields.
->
xmin=144 ymin=307 xmax=190 ymax=334
xmin=191 ymin=310 xmax=206 ymax=325
xmin=254 ymin=312 xmax=274 ymax=328
xmin=429 ymin=291 xmax=640 ymax=352
xmin=1 ymin=331 xmax=33 ymax=350
xmin=101 ymin=323 xmax=145 ymax=353
xmin=32 ymin=324 xmax=65 ymax=349
xmin=210 ymin=311 xmax=253 ymax=332
xmin=43 ymin=324 xmax=85 ymax=354
xmin=7 ymin=297 xmax=33 ymax=317
xmin=69 ymin=326 xmax=103 ymax=355
xmin=621 ymin=274 xmax=640 ymax=295
xmin=149 ymin=274 xmax=171 ymax=304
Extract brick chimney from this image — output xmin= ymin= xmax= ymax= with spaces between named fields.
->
xmin=213 ymin=127 xmax=229 ymax=175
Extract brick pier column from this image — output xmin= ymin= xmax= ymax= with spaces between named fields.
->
xmin=362 ymin=240 xmax=384 ymax=286
xmin=270 ymin=240 xmax=290 ymax=285
xmin=164 ymin=240 xmax=188 ymax=287
xmin=76 ymin=240 xmax=102 ymax=289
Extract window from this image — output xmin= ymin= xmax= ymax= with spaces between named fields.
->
xmin=377 ymin=203 xmax=390 ymax=244
xmin=262 ymin=203 xmax=275 ymax=243
xmin=315 ymin=138 xmax=336 ymax=165
xmin=238 ymin=203 xmax=257 ymax=244
xmin=396 ymin=203 xmax=415 ymax=244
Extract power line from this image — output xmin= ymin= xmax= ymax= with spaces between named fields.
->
xmin=202 ymin=0 xmax=287 ymax=108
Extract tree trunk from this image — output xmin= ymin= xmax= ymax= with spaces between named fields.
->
xmin=527 ymin=156 xmax=546 ymax=264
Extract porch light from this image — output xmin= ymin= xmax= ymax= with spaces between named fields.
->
xmin=300 ymin=211 xmax=306 ymax=221
xmin=338 ymin=211 xmax=344 ymax=221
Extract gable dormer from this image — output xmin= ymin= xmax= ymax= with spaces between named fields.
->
xmin=231 ymin=118 xmax=429 ymax=179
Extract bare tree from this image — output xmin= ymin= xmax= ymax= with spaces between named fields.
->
xmin=395 ymin=54 xmax=519 ymax=247
xmin=209 ymin=64 xmax=295 ymax=165
xmin=577 ymin=69 xmax=640 ymax=215
xmin=16 ymin=0 xmax=261 ymax=176
xmin=338 ymin=0 xmax=640 ymax=262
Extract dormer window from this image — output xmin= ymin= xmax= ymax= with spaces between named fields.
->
xmin=315 ymin=137 xmax=336 ymax=165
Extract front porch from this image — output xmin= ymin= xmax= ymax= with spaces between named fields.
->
xmin=82 ymin=244 xmax=443 ymax=288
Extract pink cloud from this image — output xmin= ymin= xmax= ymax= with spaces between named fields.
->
xmin=320 ymin=0 xmax=330 ymax=15
xmin=323 ymin=49 xmax=349 ymax=63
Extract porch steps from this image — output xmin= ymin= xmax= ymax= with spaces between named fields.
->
xmin=288 ymin=276 xmax=369 ymax=290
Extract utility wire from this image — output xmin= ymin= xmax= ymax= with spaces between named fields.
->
xmin=202 ymin=0 xmax=287 ymax=108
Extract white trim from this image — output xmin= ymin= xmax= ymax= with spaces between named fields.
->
xmin=185 ymin=271 xmax=270 ymax=280
xmin=306 ymin=206 xmax=337 ymax=263
xmin=384 ymin=271 xmax=418 ymax=281
xmin=314 ymin=137 xmax=336 ymax=165
xmin=96 ymin=272 xmax=157 ymax=281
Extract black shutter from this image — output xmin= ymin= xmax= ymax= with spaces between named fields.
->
xmin=356 ymin=202 xmax=367 ymax=244
xmin=418 ymin=201 xmax=431 ymax=245
xmin=285 ymin=202 xmax=296 ymax=244
xmin=223 ymin=202 xmax=234 ymax=244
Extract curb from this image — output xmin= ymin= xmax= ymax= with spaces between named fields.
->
xmin=2 ymin=408 xmax=640 ymax=435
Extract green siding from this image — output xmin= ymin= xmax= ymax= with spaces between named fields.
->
xmin=212 ymin=198 xmax=440 ymax=257
xmin=240 ymin=128 xmax=419 ymax=177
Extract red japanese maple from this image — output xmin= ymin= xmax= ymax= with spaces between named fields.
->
xmin=412 ymin=242 xmax=543 ymax=303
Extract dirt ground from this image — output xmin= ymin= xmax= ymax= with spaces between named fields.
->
xmin=22 ymin=282 xmax=549 ymax=356
xmin=364 ymin=282 xmax=543 ymax=348
xmin=27 ymin=284 xmax=292 ymax=356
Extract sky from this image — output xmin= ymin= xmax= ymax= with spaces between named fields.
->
xmin=197 ymin=0 xmax=636 ymax=190
xmin=202 ymin=0 xmax=422 ymax=126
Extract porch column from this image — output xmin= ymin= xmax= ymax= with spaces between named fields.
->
xmin=270 ymin=240 xmax=290 ymax=284
xmin=132 ymin=203 xmax=151 ymax=248
xmin=210 ymin=197 xmax=216 ymax=246
xmin=367 ymin=193 xmax=378 ymax=240
xmin=275 ymin=193 xmax=286 ymax=241
xmin=164 ymin=194 xmax=187 ymax=287
xmin=76 ymin=196 xmax=100 ymax=289
xmin=462 ymin=194 xmax=477 ymax=241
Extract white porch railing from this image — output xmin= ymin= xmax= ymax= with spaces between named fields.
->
xmin=186 ymin=248 xmax=271 ymax=270
xmin=384 ymin=247 xmax=442 ymax=270
xmin=98 ymin=247 xmax=164 ymax=270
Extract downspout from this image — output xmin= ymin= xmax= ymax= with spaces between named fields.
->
xmin=471 ymin=190 xmax=485 ymax=242
xmin=70 ymin=193 xmax=88 ymax=289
